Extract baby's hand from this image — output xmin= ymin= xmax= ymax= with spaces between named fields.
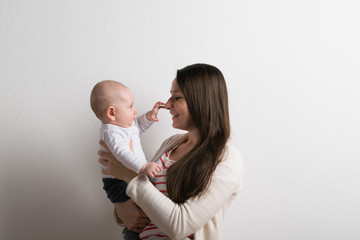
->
xmin=146 ymin=101 xmax=165 ymax=122
xmin=140 ymin=162 xmax=163 ymax=178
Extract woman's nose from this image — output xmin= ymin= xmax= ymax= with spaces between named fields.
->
xmin=164 ymin=99 xmax=172 ymax=109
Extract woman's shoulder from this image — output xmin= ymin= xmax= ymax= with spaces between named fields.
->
xmin=150 ymin=133 xmax=188 ymax=162
xmin=225 ymin=139 xmax=242 ymax=156
xmin=160 ymin=133 xmax=188 ymax=149
xmin=214 ymin=139 xmax=244 ymax=187
xmin=223 ymin=139 xmax=243 ymax=167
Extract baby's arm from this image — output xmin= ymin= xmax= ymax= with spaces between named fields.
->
xmin=136 ymin=101 xmax=164 ymax=134
xmin=146 ymin=101 xmax=165 ymax=122
xmin=103 ymin=131 xmax=147 ymax=174
xmin=139 ymin=162 xmax=163 ymax=179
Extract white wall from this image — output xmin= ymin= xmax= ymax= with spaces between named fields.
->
xmin=1 ymin=1 xmax=359 ymax=239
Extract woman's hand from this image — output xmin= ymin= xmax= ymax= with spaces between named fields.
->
xmin=98 ymin=140 xmax=138 ymax=183
xmin=115 ymin=200 xmax=150 ymax=233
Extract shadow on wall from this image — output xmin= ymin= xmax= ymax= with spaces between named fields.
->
xmin=0 ymin=137 xmax=122 ymax=240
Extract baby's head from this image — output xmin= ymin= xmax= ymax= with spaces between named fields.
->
xmin=90 ymin=80 xmax=137 ymax=127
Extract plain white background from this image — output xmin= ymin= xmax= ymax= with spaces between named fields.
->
xmin=1 ymin=0 xmax=359 ymax=239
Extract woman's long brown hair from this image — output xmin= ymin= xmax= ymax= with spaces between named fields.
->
xmin=166 ymin=63 xmax=230 ymax=203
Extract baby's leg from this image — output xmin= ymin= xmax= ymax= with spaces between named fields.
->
xmin=122 ymin=226 xmax=139 ymax=240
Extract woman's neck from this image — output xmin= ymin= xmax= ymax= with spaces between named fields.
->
xmin=183 ymin=128 xmax=200 ymax=148
xmin=169 ymin=129 xmax=200 ymax=161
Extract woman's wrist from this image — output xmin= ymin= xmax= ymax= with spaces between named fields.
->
xmin=122 ymin=171 xmax=138 ymax=183
xmin=113 ymin=204 xmax=124 ymax=225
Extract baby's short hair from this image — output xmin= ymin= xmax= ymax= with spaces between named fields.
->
xmin=90 ymin=80 xmax=125 ymax=120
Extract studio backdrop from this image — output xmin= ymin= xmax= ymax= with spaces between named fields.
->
xmin=1 ymin=1 xmax=359 ymax=239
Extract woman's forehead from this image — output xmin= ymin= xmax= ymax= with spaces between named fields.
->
xmin=170 ymin=78 xmax=180 ymax=93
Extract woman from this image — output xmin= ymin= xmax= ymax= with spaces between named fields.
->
xmin=99 ymin=63 xmax=243 ymax=239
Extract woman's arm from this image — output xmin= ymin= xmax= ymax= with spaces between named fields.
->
xmin=103 ymin=131 xmax=148 ymax=174
xmin=98 ymin=135 xmax=243 ymax=238
xmin=114 ymin=200 xmax=150 ymax=233
xmin=126 ymin=143 xmax=243 ymax=239
xmin=98 ymin=134 xmax=185 ymax=182
xmin=98 ymin=142 xmax=150 ymax=232
xmin=98 ymin=141 xmax=138 ymax=183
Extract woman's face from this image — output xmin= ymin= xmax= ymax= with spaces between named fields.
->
xmin=165 ymin=79 xmax=195 ymax=131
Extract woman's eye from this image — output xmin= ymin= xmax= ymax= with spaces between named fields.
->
xmin=174 ymin=97 xmax=182 ymax=101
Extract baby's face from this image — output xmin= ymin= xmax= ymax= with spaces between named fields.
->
xmin=114 ymin=88 xmax=137 ymax=127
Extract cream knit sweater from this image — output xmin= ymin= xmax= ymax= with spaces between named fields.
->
xmin=126 ymin=134 xmax=244 ymax=240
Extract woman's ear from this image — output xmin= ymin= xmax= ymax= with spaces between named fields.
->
xmin=106 ymin=106 xmax=116 ymax=121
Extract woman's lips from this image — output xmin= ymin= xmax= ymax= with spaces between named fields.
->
xmin=171 ymin=113 xmax=179 ymax=120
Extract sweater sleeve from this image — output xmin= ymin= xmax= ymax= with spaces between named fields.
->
xmin=126 ymin=143 xmax=243 ymax=239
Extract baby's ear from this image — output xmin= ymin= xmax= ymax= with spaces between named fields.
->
xmin=106 ymin=106 xmax=116 ymax=121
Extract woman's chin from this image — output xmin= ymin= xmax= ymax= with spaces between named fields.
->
xmin=172 ymin=122 xmax=180 ymax=129
xmin=172 ymin=123 xmax=186 ymax=131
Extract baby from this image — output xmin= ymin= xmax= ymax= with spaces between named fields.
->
xmin=90 ymin=80 xmax=163 ymax=203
